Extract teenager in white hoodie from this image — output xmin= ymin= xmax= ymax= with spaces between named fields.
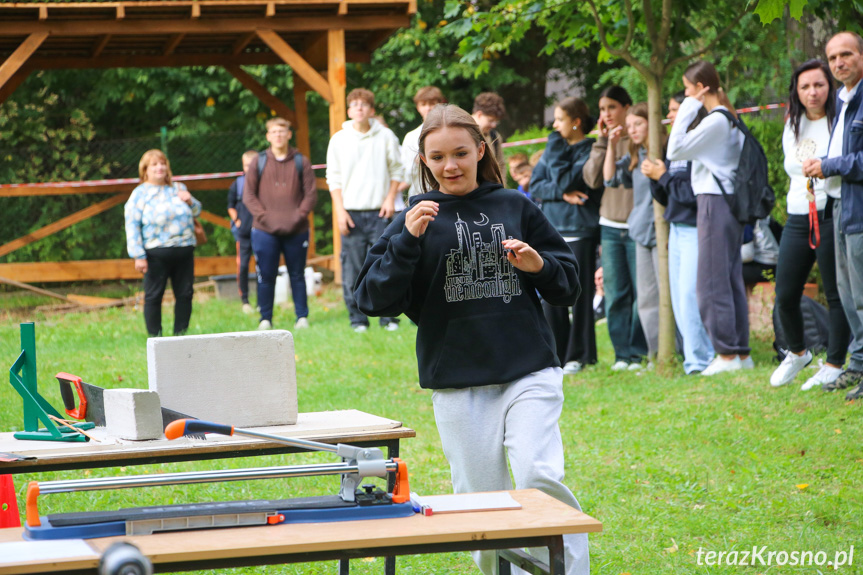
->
xmin=326 ymin=88 xmax=405 ymax=332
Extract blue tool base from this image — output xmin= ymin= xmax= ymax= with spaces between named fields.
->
xmin=24 ymin=502 xmax=415 ymax=540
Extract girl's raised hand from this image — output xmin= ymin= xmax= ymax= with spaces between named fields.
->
xmin=608 ymin=125 xmax=624 ymax=145
xmin=640 ymin=158 xmax=666 ymax=181
xmin=597 ymin=117 xmax=608 ymax=138
xmin=502 ymin=239 xmax=544 ymax=273
xmin=405 ymin=200 xmax=439 ymax=238
xmin=693 ymin=85 xmax=710 ymax=103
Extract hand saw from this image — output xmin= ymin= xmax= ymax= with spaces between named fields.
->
xmin=56 ymin=372 xmax=201 ymax=435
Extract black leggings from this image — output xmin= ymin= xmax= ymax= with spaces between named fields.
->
xmin=774 ymin=211 xmax=849 ymax=365
xmin=143 ymin=246 xmax=195 ymax=337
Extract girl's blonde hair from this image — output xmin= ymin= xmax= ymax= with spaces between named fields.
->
xmin=417 ymin=104 xmax=503 ymax=193
xmin=138 ymin=149 xmax=174 ymax=185
xmin=626 ymin=102 xmax=667 ymax=170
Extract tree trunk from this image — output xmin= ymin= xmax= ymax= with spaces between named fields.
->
xmin=645 ymin=72 xmax=676 ymax=371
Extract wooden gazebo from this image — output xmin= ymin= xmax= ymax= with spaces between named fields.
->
xmin=0 ymin=0 xmax=415 ymax=283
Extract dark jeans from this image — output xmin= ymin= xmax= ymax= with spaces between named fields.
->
xmin=143 ymin=246 xmax=195 ymax=337
xmin=696 ymin=195 xmax=749 ymax=356
xmin=833 ymin=199 xmax=863 ymax=372
xmin=235 ymin=234 xmax=253 ymax=304
xmin=543 ymin=238 xmax=597 ymax=366
xmin=252 ymin=228 xmax=309 ymax=322
xmin=775 ymin=211 xmax=849 ymax=365
xmin=600 ymin=225 xmax=647 ymax=363
xmin=342 ymin=211 xmax=398 ymax=328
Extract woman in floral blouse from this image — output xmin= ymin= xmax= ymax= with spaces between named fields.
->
xmin=125 ymin=149 xmax=202 ymax=336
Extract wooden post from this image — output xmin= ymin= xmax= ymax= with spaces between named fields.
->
xmin=328 ymin=29 xmax=346 ymax=284
xmin=293 ymin=73 xmax=316 ymax=260
xmin=0 ymin=32 xmax=48 ymax=92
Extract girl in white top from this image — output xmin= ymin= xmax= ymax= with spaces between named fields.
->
xmin=667 ymin=60 xmax=748 ymax=376
xmin=770 ymin=59 xmax=850 ymax=390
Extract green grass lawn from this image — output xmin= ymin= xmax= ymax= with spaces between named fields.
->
xmin=1 ymin=286 xmax=861 ymax=574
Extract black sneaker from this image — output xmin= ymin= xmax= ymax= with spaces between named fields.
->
xmin=845 ymin=382 xmax=863 ymax=401
xmin=823 ymin=369 xmax=863 ymax=392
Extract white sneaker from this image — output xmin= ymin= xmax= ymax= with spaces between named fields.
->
xmin=627 ymin=362 xmax=643 ymax=371
xmin=385 ymin=322 xmax=400 ymax=332
xmin=242 ymin=303 xmax=254 ymax=315
xmin=257 ymin=319 xmax=272 ymax=331
xmin=295 ymin=317 xmax=309 ymax=329
xmin=801 ymin=361 xmax=844 ymax=391
xmin=770 ymin=350 xmax=812 ymax=387
xmin=701 ymin=356 xmax=742 ymax=376
xmin=562 ymin=361 xmax=583 ymax=375
xmin=611 ymin=361 xmax=629 ymax=371
xmin=740 ymin=356 xmax=755 ymax=370
xmin=353 ymin=325 xmax=368 ymax=333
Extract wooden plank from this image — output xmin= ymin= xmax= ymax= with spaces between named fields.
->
xmin=162 ymin=33 xmax=185 ymax=55
xmin=256 ymin=29 xmax=333 ymax=103
xmin=0 ymin=193 xmax=129 ymax=259
xmin=0 ymin=177 xmax=238 ymax=198
xmin=90 ymin=34 xmax=112 ymax=58
xmin=30 ymin=52 xmax=284 ymax=70
xmin=0 ymin=257 xmax=241 ymax=283
xmin=116 ymin=4 xmax=125 ymax=18
xmin=0 ymin=15 xmax=410 ymax=36
xmin=0 ymin=67 xmax=30 ymax=107
xmin=0 ymin=275 xmax=75 ymax=304
xmin=0 ymin=32 xmax=48 ymax=91
xmin=224 ymin=64 xmax=296 ymax=123
xmin=232 ymin=31 xmax=257 ymax=55
xmin=266 ymin=1 xmax=276 ymax=16
xmin=38 ymin=5 xmax=47 ymax=20
xmin=191 ymin=2 xmax=201 ymax=17
xmin=66 ymin=294 xmax=122 ymax=306
xmin=197 ymin=210 xmax=231 ymax=230
xmin=328 ymin=28 xmax=346 ymax=285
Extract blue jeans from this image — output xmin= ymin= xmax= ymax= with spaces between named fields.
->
xmin=833 ymin=199 xmax=863 ymax=372
xmin=252 ymin=228 xmax=309 ymax=323
xmin=669 ymin=223 xmax=714 ymax=373
xmin=601 ymin=226 xmax=647 ymax=363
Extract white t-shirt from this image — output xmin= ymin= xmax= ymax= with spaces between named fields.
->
xmin=782 ymin=115 xmax=838 ymax=213
xmin=401 ymin=124 xmax=423 ymax=197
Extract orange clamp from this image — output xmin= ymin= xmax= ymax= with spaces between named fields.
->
xmin=390 ymin=458 xmax=410 ymax=504
xmin=25 ymin=482 xmax=41 ymax=528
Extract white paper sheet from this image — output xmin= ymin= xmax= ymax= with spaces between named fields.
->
xmin=0 ymin=539 xmax=98 ymax=564
xmin=419 ymin=492 xmax=522 ymax=514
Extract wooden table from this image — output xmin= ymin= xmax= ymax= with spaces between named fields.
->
xmin=0 ymin=410 xmax=415 ymax=474
xmin=0 ymin=489 xmax=602 ymax=575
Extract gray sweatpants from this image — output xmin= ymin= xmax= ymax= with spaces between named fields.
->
xmin=696 ymin=194 xmax=750 ymax=356
xmin=636 ymin=243 xmax=660 ymax=358
xmin=432 ymin=367 xmax=590 ymax=575
xmin=834 ymin=199 xmax=863 ymax=372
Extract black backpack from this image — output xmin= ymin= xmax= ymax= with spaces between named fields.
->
xmin=257 ymin=151 xmax=304 ymax=181
xmin=709 ymin=108 xmax=775 ymax=225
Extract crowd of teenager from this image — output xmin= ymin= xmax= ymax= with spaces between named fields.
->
xmin=120 ymin=29 xmax=863 ymax=575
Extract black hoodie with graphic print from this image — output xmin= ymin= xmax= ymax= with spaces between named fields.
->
xmin=354 ymin=181 xmax=579 ymax=390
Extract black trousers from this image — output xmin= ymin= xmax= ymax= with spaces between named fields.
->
xmin=236 ymin=234 xmax=253 ymax=304
xmin=542 ymin=238 xmax=597 ymax=366
xmin=143 ymin=246 xmax=195 ymax=337
xmin=774 ymin=210 xmax=849 ymax=365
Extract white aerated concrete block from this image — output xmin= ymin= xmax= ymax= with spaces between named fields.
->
xmin=104 ymin=389 xmax=163 ymax=441
xmin=147 ymin=331 xmax=297 ymax=428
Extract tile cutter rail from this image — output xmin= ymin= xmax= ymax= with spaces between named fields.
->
xmin=23 ymin=419 xmax=412 ymax=540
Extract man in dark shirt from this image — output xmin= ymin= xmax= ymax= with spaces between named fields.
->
xmin=227 ymin=150 xmax=259 ymax=314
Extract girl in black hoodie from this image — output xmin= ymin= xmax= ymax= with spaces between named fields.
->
xmin=354 ymin=104 xmax=589 ymax=575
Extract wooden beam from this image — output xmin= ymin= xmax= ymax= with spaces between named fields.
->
xmin=38 ymin=6 xmax=48 ymax=20
xmin=116 ymin=5 xmax=125 ymax=19
xmin=91 ymin=34 xmax=112 ymax=58
xmin=0 ymin=257 xmax=240 ymax=284
xmin=365 ymin=29 xmax=394 ymax=52
xmin=163 ymin=33 xmax=185 ymax=56
xmin=30 ymin=53 xmax=284 ymax=71
xmin=232 ymin=31 xmax=257 ymax=55
xmin=0 ymin=177 xmax=238 ymax=198
xmin=197 ymin=210 xmax=231 ymax=230
xmin=301 ymin=32 xmax=328 ymax=70
xmin=224 ymin=64 xmax=297 ymax=123
xmin=0 ymin=193 xmax=129 ymax=259
xmin=0 ymin=67 xmax=30 ymax=107
xmin=256 ymin=29 xmax=332 ymax=103
xmin=293 ymin=73 xmax=316 ymax=259
xmin=338 ymin=1 xmax=348 ymax=15
xmin=0 ymin=276 xmax=75 ymax=305
xmin=0 ymin=15 xmax=410 ymax=36
xmin=0 ymin=33 xmax=48 ymax=92
xmin=191 ymin=3 xmax=201 ymax=18
xmin=328 ymin=28 xmax=346 ymax=284
xmin=266 ymin=2 xmax=276 ymax=17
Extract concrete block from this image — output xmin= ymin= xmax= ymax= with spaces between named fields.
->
xmin=105 ymin=389 xmax=163 ymax=441
xmin=147 ymin=331 xmax=297 ymax=428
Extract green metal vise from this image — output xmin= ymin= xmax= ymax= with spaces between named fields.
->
xmin=10 ymin=322 xmax=94 ymax=442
